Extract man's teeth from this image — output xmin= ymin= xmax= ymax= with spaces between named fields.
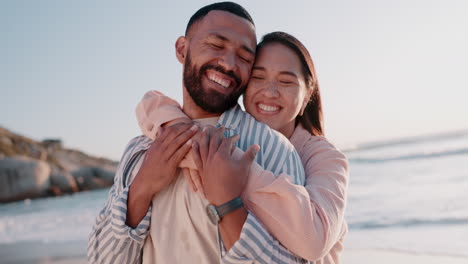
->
xmin=258 ymin=103 xmax=279 ymax=112
xmin=208 ymin=73 xmax=231 ymax=88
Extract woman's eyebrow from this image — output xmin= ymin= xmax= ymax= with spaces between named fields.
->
xmin=253 ymin=67 xmax=297 ymax=78
xmin=279 ymin=71 xmax=298 ymax=78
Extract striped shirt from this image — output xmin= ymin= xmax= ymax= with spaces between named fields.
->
xmin=88 ymin=105 xmax=308 ymax=263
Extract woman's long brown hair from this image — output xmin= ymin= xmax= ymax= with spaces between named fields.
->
xmin=257 ymin=32 xmax=324 ymax=136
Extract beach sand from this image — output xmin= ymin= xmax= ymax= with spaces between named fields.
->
xmin=342 ymin=248 xmax=468 ymax=264
xmin=0 ymin=241 xmax=86 ymax=264
xmin=1 ymin=242 xmax=467 ymax=264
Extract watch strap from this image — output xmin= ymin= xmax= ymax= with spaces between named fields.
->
xmin=216 ymin=197 xmax=243 ymax=218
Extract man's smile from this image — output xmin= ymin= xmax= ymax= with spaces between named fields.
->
xmin=204 ymin=68 xmax=237 ymax=90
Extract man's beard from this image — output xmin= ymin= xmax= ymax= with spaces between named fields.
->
xmin=183 ymin=51 xmax=246 ymax=113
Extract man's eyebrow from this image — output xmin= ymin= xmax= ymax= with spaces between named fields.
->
xmin=208 ymin=33 xmax=255 ymax=56
xmin=208 ymin=33 xmax=228 ymax=42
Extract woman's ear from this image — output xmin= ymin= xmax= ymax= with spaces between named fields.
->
xmin=175 ymin=36 xmax=187 ymax=64
xmin=299 ymin=88 xmax=313 ymax=116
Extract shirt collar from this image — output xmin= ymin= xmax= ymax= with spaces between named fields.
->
xmin=217 ymin=104 xmax=243 ymax=130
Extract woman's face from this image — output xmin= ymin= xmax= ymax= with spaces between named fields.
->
xmin=243 ymin=43 xmax=310 ymax=138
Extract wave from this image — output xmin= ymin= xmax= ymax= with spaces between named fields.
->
xmin=349 ymin=147 xmax=468 ymax=163
xmin=344 ymin=130 xmax=468 ymax=153
xmin=349 ymin=217 xmax=468 ymax=230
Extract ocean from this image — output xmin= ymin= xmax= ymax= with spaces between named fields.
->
xmin=1 ymin=131 xmax=467 ymax=258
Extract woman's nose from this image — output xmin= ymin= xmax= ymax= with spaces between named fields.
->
xmin=262 ymin=82 xmax=280 ymax=98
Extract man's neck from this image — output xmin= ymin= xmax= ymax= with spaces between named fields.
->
xmin=182 ymin=88 xmax=222 ymax=119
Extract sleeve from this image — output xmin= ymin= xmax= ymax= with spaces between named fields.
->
xmin=87 ymin=136 xmax=152 ymax=264
xmin=222 ymin=149 xmax=310 ymax=263
xmin=222 ymin=214 xmax=309 ymax=264
xmin=135 ymin=90 xmax=189 ymax=140
xmin=229 ymin=140 xmax=349 ymax=261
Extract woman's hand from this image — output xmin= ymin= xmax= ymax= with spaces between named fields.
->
xmin=127 ymin=122 xmax=198 ymax=228
xmin=192 ymin=126 xmax=259 ymax=206
xmin=136 ymin=122 xmax=198 ymax=195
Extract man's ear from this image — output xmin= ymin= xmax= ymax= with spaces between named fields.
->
xmin=175 ymin=36 xmax=187 ymax=64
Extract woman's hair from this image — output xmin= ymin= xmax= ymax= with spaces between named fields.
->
xmin=257 ymin=32 xmax=324 ymax=136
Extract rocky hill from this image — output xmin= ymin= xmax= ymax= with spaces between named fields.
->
xmin=0 ymin=127 xmax=118 ymax=202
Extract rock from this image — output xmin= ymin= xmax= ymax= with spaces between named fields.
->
xmin=0 ymin=156 xmax=51 ymax=202
xmin=49 ymin=169 xmax=79 ymax=194
xmin=0 ymin=136 xmax=12 ymax=146
xmin=0 ymin=126 xmax=118 ymax=202
xmin=28 ymin=143 xmax=47 ymax=160
xmin=71 ymin=166 xmax=115 ymax=191
xmin=42 ymin=139 xmax=62 ymax=151
xmin=94 ymin=167 xmax=116 ymax=182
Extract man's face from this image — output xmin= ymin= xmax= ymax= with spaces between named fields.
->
xmin=182 ymin=11 xmax=256 ymax=113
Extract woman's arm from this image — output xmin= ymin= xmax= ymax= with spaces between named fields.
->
xmin=136 ymin=90 xmax=191 ymax=139
xmin=135 ymin=90 xmax=348 ymax=261
xmin=241 ymin=137 xmax=349 ymax=261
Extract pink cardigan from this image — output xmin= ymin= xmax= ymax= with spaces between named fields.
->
xmin=136 ymin=91 xmax=349 ymax=263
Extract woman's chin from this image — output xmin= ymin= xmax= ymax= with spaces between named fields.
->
xmin=258 ymin=118 xmax=280 ymax=131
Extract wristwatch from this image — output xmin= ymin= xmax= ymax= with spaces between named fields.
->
xmin=206 ymin=197 xmax=244 ymax=224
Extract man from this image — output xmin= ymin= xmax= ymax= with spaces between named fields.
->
xmin=88 ymin=2 xmax=308 ymax=263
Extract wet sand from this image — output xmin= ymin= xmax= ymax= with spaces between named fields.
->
xmin=2 ymin=242 xmax=468 ymax=264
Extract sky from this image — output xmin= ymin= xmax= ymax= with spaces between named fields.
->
xmin=1 ymin=0 xmax=467 ymax=160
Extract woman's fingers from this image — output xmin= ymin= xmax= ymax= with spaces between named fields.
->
xmin=165 ymin=124 xmax=198 ymax=160
xmin=169 ymin=136 xmax=193 ymax=166
xmin=208 ymin=126 xmax=224 ymax=156
xmin=158 ymin=122 xmax=192 ymax=143
xmin=241 ymin=144 xmax=260 ymax=166
xmin=218 ymin=134 xmax=240 ymax=156
xmin=192 ymin=141 xmax=203 ymax=172
xmin=191 ymin=169 xmax=205 ymax=197
xmin=199 ymin=127 xmax=210 ymax=163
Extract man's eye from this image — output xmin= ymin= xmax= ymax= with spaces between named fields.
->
xmin=280 ymin=81 xmax=293 ymax=84
xmin=211 ymin=43 xmax=223 ymax=49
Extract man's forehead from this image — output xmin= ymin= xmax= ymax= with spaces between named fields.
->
xmin=189 ymin=10 xmax=256 ymax=48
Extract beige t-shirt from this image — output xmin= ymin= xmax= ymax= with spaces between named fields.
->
xmin=142 ymin=117 xmax=221 ymax=264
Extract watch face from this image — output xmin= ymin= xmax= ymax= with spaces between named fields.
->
xmin=206 ymin=205 xmax=220 ymax=224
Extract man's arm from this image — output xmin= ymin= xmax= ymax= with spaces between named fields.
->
xmin=191 ymin=127 xmax=259 ymax=250
xmin=88 ymin=136 xmax=151 ymax=264
xmin=223 ymin=213 xmax=309 ymax=264
xmin=87 ymin=123 xmax=198 ymax=264
xmin=221 ymin=151 xmax=310 ymax=263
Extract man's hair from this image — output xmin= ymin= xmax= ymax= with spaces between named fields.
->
xmin=185 ymin=2 xmax=254 ymax=35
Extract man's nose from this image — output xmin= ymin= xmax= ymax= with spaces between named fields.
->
xmin=218 ymin=52 xmax=236 ymax=71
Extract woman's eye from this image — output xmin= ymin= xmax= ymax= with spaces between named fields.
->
xmin=239 ymin=55 xmax=250 ymax=63
xmin=251 ymin=76 xmax=264 ymax=80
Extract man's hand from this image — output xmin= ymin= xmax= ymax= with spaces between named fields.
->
xmin=126 ymin=122 xmax=198 ymax=228
xmin=192 ymin=126 xmax=259 ymax=206
xmin=192 ymin=126 xmax=259 ymax=250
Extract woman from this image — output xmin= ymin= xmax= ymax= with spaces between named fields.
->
xmin=136 ymin=32 xmax=348 ymax=264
